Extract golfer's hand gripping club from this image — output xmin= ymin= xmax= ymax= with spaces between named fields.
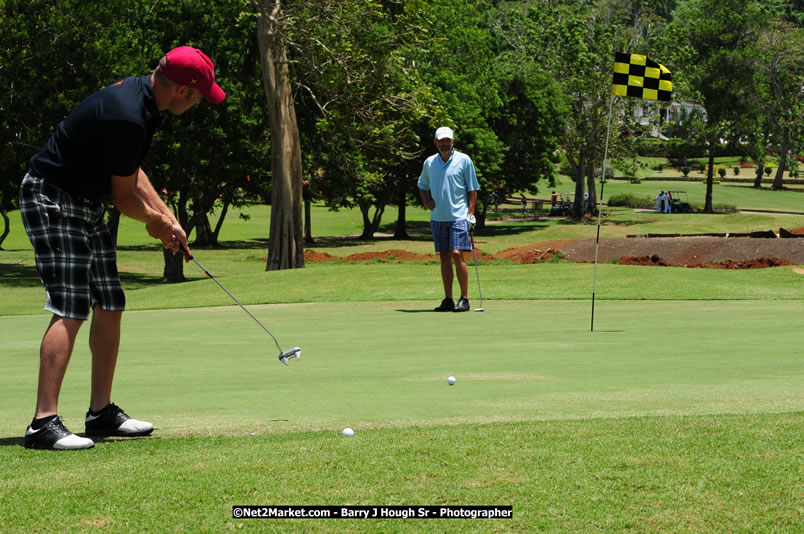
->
xmin=179 ymin=245 xmax=301 ymax=365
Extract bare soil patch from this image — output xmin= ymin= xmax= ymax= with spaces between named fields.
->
xmin=304 ymin=231 xmax=804 ymax=269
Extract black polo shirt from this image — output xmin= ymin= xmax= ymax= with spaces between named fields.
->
xmin=29 ymin=75 xmax=162 ymax=201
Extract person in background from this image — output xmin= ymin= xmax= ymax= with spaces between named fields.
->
xmin=418 ymin=126 xmax=479 ymax=313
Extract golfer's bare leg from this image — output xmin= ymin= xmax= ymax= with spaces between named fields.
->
xmin=439 ymin=250 xmax=454 ymax=299
xmin=89 ymin=308 xmax=122 ymax=413
xmin=452 ymin=250 xmax=469 ymax=299
xmin=35 ymin=315 xmax=83 ymax=418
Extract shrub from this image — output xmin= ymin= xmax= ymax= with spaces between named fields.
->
xmin=596 ymin=166 xmax=614 ymax=180
xmin=733 ymin=166 xmax=740 ymax=176
xmin=765 ymin=166 xmax=773 ymax=176
xmin=681 ymin=166 xmax=691 ymax=177
xmin=713 ymin=203 xmax=739 ymax=213
xmin=607 ymin=193 xmax=655 ymax=209
xmin=718 ymin=167 xmax=727 ymax=178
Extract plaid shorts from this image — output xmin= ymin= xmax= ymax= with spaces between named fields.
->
xmin=19 ymin=173 xmax=125 ymax=320
xmin=430 ymin=219 xmax=472 ymax=252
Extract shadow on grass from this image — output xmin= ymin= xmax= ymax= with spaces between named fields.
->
xmin=0 ymin=261 xmax=41 ymax=288
xmin=480 ymin=221 xmax=551 ymax=237
xmin=117 ymin=238 xmax=270 ymax=253
xmin=0 ymin=434 xmax=161 ymax=449
xmin=118 ymin=272 xmax=167 ymax=290
xmin=0 ymin=436 xmax=24 ymax=448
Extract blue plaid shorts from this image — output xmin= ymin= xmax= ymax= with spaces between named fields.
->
xmin=19 ymin=173 xmax=125 ymax=320
xmin=430 ymin=219 xmax=472 ymax=252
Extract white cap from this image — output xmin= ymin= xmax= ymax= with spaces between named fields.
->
xmin=435 ymin=127 xmax=454 ymax=140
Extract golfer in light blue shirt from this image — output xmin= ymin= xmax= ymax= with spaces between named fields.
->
xmin=418 ymin=126 xmax=479 ymax=312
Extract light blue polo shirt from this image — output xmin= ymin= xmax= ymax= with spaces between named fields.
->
xmin=418 ymin=149 xmax=479 ymax=222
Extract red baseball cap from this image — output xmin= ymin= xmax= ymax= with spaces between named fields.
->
xmin=158 ymin=46 xmax=225 ymax=104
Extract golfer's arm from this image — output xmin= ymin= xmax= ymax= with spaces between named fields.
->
xmin=110 ymin=171 xmax=165 ymax=227
xmin=131 ymin=168 xmax=188 ymax=252
xmin=133 ymin=168 xmax=179 ymax=225
xmin=467 ymin=190 xmax=477 ymax=215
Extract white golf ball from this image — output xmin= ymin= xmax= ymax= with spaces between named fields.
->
xmin=342 ymin=427 xmax=355 ymax=437
xmin=447 ymin=376 xmax=456 ymax=385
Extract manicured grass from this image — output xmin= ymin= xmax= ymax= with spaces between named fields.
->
xmin=0 ymin=414 xmax=800 ymax=533
xmin=1 ymin=300 xmax=802 ymax=532
xmin=1 ymin=192 xmax=803 ymax=532
xmin=597 ymin=180 xmax=804 ymax=213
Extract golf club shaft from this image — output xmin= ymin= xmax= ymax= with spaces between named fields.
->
xmin=470 ymin=232 xmax=484 ymax=308
xmin=180 ymin=246 xmax=283 ymax=353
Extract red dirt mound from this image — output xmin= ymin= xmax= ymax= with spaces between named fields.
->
xmin=617 ymin=255 xmax=793 ymax=269
xmin=495 ymin=239 xmax=578 ymax=264
xmin=303 ymin=236 xmax=803 ymax=269
xmin=703 ymin=257 xmax=793 ymax=269
xmin=618 ymin=255 xmax=671 ymax=266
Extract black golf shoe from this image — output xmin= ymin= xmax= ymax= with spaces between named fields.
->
xmin=434 ymin=297 xmax=455 ymax=312
xmin=24 ymin=416 xmax=95 ymax=450
xmin=453 ymin=298 xmax=470 ymax=312
xmin=85 ymin=403 xmax=154 ymax=437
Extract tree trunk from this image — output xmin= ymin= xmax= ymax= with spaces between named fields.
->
xmin=162 ymin=248 xmax=186 ymax=282
xmin=753 ymin=160 xmax=765 ymax=188
xmin=586 ymin=166 xmax=597 ymax=217
xmin=704 ymin=151 xmax=715 ymax=213
xmin=772 ymin=136 xmax=789 ymax=191
xmin=304 ymin=199 xmax=314 ymax=244
xmin=358 ymin=201 xmax=386 ymax=240
xmin=211 ymin=199 xmax=230 ymax=244
xmin=0 ymin=210 xmax=9 ymax=250
xmin=194 ymin=214 xmax=214 ymax=246
xmin=161 ymin=188 xmax=189 ymax=282
xmin=572 ymin=155 xmax=585 ymax=219
xmin=393 ymin=184 xmax=408 ymax=239
xmin=254 ymin=0 xmax=304 ymax=271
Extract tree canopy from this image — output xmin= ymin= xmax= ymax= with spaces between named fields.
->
xmin=1 ymin=0 xmax=801 ymax=253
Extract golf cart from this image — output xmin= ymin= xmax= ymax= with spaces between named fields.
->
xmin=668 ymin=191 xmax=693 ymax=213
xmin=549 ymin=192 xmax=574 ymax=216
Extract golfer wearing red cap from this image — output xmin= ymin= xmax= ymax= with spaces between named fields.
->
xmin=19 ymin=46 xmax=225 ymax=450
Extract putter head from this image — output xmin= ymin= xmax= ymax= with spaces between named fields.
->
xmin=279 ymin=347 xmax=301 ymax=365
xmin=475 ymin=307 xmax=485 ymax=312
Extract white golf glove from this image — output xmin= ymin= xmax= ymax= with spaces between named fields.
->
xmin=467 ymin=214 xmax=476 ymax=232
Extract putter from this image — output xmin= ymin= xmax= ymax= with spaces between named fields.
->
xmin=179 ymin=245 xmax=301 ymax=365
xmin=469 ymin=231 xmax=485 ymax=312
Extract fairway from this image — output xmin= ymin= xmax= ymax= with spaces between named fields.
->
xmin=2 ymin=300 xmax=802 ymax=438
xmin=1 ymin=299 xmax=803 ymax=532
xmin=2 ymin=203 xmax=803 ymax=532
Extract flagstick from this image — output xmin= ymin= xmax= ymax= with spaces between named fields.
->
xmin=591 ymin=95 xmax=615 ymax=332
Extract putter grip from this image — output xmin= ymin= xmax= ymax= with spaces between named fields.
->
xmin=179 ymin=244 xmax=193 ymax=261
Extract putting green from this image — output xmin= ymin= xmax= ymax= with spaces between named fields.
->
xmin=1 ymin=299 xmax=801 ymax=438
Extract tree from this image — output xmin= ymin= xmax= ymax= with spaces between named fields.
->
xmin=403 ymin=0 xmax=504 ymax=225
xmin=488 ymin=5 xmax=574 ymax=215
xmin=0 ymin=0 xmax=138 ymax=248
xmin=252 ymin=0 xmax=304 ymax=269
xmin=526 ymin=2 xmax=631 ymax=218
xmin=758 ymin=17 xmax=804 ymax=190
xmin=668 ymin=0 xmax=766 ymax=212
xmin=283 ymin=0 xmax=435 ymax=240
xmin=0 ymin=0 xmax=271 ymax=279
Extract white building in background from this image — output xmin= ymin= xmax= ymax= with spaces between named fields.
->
xmin=634 ymin=100 xmax=706 ymax=139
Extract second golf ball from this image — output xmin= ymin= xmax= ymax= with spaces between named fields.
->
xmin=447 ymin=376 xmax=456 ymax=385
xmin=342 ymin=427 xmax=355 ymax=437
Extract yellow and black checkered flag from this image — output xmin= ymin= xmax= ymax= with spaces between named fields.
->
xmin=612 ymin=52 xmax=672 ymax=101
